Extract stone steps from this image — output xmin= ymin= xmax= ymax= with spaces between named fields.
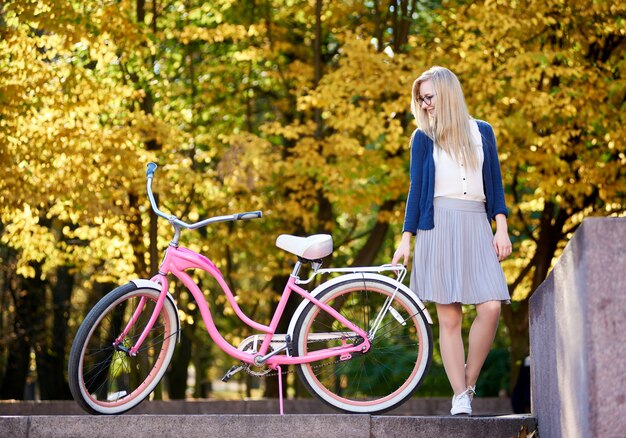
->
xmin=0 ymin=397 xmax=515 ymax=416
xmin=2 ymin=413 xmax=537 ymax=438
xmin=1 ymin=400 xmax=536 ymax=437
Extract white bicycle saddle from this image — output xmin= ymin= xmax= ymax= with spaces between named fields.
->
xmin=275 ymin=234 xmax=333 ymax=260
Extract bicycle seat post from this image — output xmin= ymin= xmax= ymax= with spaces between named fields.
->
xmin=290 ymin=260 xmax=304 ymax=280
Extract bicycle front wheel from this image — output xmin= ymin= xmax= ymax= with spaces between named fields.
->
xmin=68 ymin=283 xmax=178 ymax=414
xmin=292 ymin=278 xmax=432 ymax=414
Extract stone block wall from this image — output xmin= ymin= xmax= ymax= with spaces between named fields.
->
xmin=530 ymin=217 xmax=626 ymax=438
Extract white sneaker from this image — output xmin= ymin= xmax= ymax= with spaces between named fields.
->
xmin=450 ymin=387 xmax=473 ymax=415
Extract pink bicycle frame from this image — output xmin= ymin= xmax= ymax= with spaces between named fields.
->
xmin=127 ymin=245 xmax=371 ymax=367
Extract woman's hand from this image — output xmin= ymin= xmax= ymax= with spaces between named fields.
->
xmin=493 ymin=214 xmax=512 ymax=261
xmin=392 ymin=232 xmax=413 ymax=266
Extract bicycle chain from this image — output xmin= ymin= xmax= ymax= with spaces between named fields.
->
xmin=241 ymin=335 xmax=362 ymax=378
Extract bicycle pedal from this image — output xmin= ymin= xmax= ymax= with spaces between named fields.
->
xmin=221 ymin=365 xmax=244 ymax=382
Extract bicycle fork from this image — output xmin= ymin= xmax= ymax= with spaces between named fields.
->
xmin=113 ymin=276 xmax=171 ymax=357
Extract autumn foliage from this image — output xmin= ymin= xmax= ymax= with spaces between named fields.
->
xmin=1 ymin=0 xmax=624 ymax=400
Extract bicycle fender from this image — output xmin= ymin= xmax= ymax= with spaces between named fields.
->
xmin=129 ymin=279 xmax=182 ymax=343
xmin=286 ymin=273 xmax=433 ymax=354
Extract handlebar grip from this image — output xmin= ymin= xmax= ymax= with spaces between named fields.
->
xmin=146 ymin=162 xmax=158 ymax=178
xmin=235 ymin=211 xmax=263 ymax=220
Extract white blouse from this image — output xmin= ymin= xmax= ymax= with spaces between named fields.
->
xmin=433 ymin=120 xmax=486 ymax=202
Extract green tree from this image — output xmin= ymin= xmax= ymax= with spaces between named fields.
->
xmin=0 ymin=0 xmax=149 ymax=398
xmin=421 ymin=0 xmax=626 ymax=383
xmin=2 ymin=0 xmax=623 ymax=402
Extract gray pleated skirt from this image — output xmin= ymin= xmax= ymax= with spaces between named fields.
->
xmin=410 ymin=197 xmax=510 ymax=305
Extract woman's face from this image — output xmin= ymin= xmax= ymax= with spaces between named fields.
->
xmin=418 ymin=79 xmax=436 ymax=117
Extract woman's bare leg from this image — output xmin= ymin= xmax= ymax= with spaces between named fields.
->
xmin=436 ymin=303 xmax=466 ymax=395
xmin=465 ymin=300 xmax=501 ymax=387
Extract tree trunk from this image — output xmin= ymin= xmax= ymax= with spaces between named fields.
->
xmin=502 ymin=201 xmax=568 ymax=389
xmin=352 ymin=200 xmax=396 ymax=266
xmin=0 ymin=335 xmax=30 ymax=399
xmin=128 ymin=191 xmax=148 ymax=278
xmin=0 ymin=262 xmax=45 ymax=399
xmin=0 ymin=273 xmax=31 ymax=399
xmin=167 ymin=321 xmax=195 ymax=399
xmin=133 ymin=0 xmax=161 ymax=280
xmin=167 ymin=284 xmax=197 ymax=399
xmin=266 ymin=0 xmax=327 ymax=400
xmin=313 ymin=0 xmax=323 ymax=138
xmin=35 ymin=266 xmax=74 ymax=400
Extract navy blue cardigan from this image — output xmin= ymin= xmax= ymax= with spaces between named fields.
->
xmin=402 ymin=120 xmax=508 ymax=233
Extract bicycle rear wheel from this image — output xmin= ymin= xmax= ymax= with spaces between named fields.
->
xmin=68 ymin=283 xmax=178 ymax=414
xmin=292 ymin=278 xmax=432 ymax=414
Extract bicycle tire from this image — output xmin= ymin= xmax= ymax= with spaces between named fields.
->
xmin=292 ymin=278 xmax=432 ymax=414
xmin=68 ymin=283 xmax=178 ymax=414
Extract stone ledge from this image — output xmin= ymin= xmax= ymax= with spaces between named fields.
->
xmin=0 ymin=397 xmax=514 ymax=416
xmin=371 ymin=415 xmax=537 ymax=438
xmin=0 ymin=414 xmax=537 ymax=438
xmin=530 ymin=217 xmax=626 ymax=438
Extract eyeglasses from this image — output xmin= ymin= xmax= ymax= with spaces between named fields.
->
xmin=417 ymin=94 xmax=435 ymax=106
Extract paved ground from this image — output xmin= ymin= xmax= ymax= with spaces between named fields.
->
xmin=1 ymin=413 xmax=537 ymax=438
xmin=0 ymin=397 xmax=516 ymax=416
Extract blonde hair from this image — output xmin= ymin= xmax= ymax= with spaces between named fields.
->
xmin=411 ymin=66 xmax=478 ymax=169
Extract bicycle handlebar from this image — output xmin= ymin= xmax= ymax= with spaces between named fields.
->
xmin=145 ymin=162 xmax=263 ymax=231
xmin=146 ymin=162 xmax=158 ymax=178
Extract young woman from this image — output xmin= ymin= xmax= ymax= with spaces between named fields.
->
xmin=392 ymin=66 xmax=512 ymax=416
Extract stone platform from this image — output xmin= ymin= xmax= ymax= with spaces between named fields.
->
xmin=0 ymin=399 xmax=536 ymax=437
xmin=530 ymin=218 xmax=626 ymax=438
xmin=0 ymin=397 xmax=514 ymax=416
xmin=1 ymin=413 xmax=536 ymax=438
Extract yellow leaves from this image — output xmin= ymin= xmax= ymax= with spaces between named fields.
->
xmin=309 ymin=37 xmax=416 ymax=155
xmin=2 ymin=206 xmax=56 ymax=278
xmin=177 ymin=23 xmax=265 ymax=45
xmin=71 ymin=221 xmax=137 ymax=284
xmin=132 ymin=112 xmax=177 ymax=151
xmin=262 ymin=121 xmax=315 ymax=140
xmin=500 ymin=96 xmax=519 ymax=106
xmin=323 ymin=134 xmax=363 ymax=158
xmin=432 ymin=0 xmax=626 ymax=294
xmin=1 ymin=0 xmax=619 ymax=313
xmin=215 ymin=132 xmax=280 ymax=193
xmin=0 ymin=2 xmax=170 ymax=284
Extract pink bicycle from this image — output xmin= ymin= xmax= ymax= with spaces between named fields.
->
xmin=68 ymin=163 xmax=433 ymax=415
